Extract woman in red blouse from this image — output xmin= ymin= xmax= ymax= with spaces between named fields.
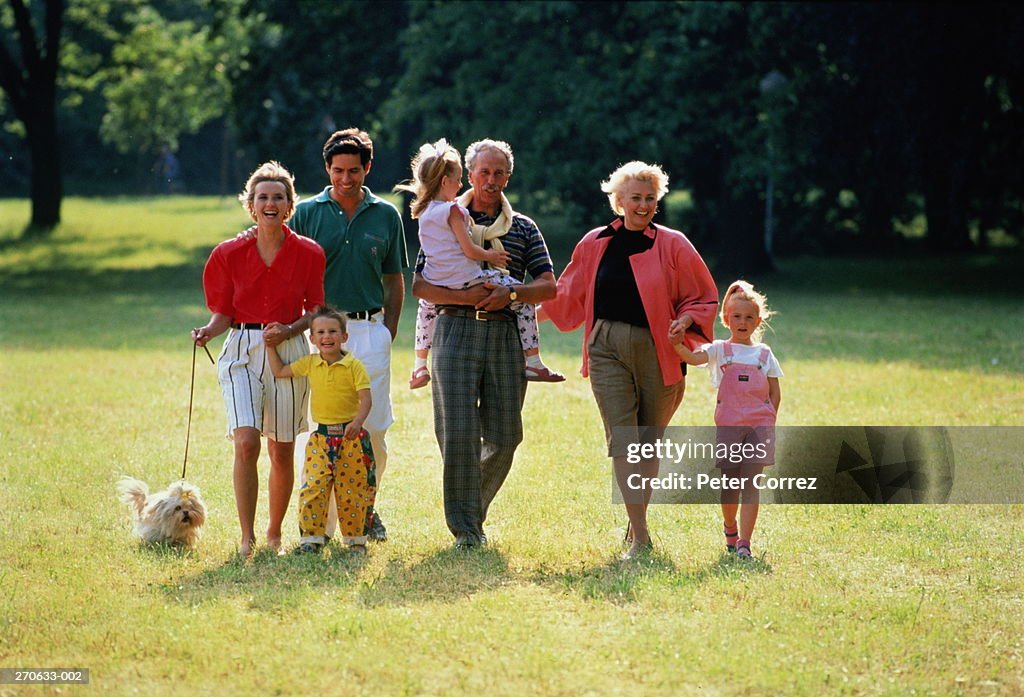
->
xmin=192 ymin=161 xmax=326 ymax=557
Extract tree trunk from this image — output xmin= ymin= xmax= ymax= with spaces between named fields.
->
xmin=24 ymin=100 xmax=62 ymax=235
xmin=1 ymin=0 xmax=65 ymax=238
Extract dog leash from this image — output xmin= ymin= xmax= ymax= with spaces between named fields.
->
xmin=183 ymin=341 xmax=215 ymax=480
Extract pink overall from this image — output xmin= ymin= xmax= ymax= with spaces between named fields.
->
xmin=715 ymin=343 xmax=776 ymax=466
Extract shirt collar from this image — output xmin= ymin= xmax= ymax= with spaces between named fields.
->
xmin=311 ymin=351 xmax=354 ymax=367
xmin=314 ymin=186 xmax=379 ymax=209
xmin=597 ymin=216 xmax=657 ymax=239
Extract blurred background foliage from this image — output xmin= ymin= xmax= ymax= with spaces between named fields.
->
xmin=2 ymin=0 xmax=1022 ymax=272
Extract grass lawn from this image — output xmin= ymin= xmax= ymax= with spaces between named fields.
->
xmin=1 ymin=197 xmax=1022 ymax=696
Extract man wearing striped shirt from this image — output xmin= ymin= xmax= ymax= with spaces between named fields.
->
xmin=412 ymin=139 xmax=556 ymax=549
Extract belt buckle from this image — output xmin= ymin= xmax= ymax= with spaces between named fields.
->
xmin=474 ymin=309 xmax=488 ymax=321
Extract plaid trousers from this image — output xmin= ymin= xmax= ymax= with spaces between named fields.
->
xmin=431 ymin=313 xmax=526 ymax=539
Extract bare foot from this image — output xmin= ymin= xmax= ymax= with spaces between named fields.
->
xmin=239 ymin=538 xmax=255 ymax=559
xmin=266 ymin=537 xmax=282 ymax=553
xmin=621 ymin=538 xmax=653 ymax=561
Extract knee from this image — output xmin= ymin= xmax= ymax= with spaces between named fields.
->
xmin=267 ymin=440 xmax=295 ymax=471
xmin=233 ymin=429 xmax=261 ymax=463
xmin=489 ymin=428 xmax=523 ymax=454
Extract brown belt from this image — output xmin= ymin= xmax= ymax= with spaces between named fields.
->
xmin=438 ymin=306 xmax=515 ymax=322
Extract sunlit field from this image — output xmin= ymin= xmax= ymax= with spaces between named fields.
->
xmin=1 ymin=197 xmax=1021 ymax=696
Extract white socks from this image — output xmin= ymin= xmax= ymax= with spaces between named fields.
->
xmin=525 ymin=353 xmax=545 ymax=370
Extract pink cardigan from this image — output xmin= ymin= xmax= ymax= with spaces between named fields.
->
xmin=542 ymin=219 xmax=718 ymax=386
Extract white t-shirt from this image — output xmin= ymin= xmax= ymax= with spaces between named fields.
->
xmin=419 ymin=200 xmax=484 ymax=288
xmin=700 ymin=340 xmax=784 ymax=388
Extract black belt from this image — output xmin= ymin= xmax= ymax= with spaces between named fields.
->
xmin=346 ymin=307 xmax=382 ymax=320
xmin=232 ymin=322 xmax=267 ymax=330
xmin=438 ymin=306 xmax=515 ymax=322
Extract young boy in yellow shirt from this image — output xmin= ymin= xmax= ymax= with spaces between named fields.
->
xmin=267 ymin=305 xmax=374 ymax=554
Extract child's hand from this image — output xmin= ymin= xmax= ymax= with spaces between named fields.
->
xmin=344 ymin=420 xmax=364 ymax=440
xmin=667 ymin=316 xmax=693 ymax=344
xmin=263 ymin=322 xmax=291 ymax=347
xmin=484 ymin=248 xmax=511 ymax=268
xmin=236 ymin=225 xmax=257 ymax=241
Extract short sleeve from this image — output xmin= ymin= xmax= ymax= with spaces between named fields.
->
xmin=202 ymin=245 xmax=235 ymax=316
xmin=520 ymin=217 xmax=554 ymax=279
xmin=351 ymin=358 xmax=372 ymax=391
xmin=765 ymin=348 xmax=784 ymax=378
xmin=289 ymin=354 xmax=313 ymax=377
xmin=702 ymin=341 xmax=725 ymax=387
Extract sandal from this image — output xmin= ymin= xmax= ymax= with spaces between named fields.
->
xmin=735 ymin=539 xmax=752 ymax=559
xmin=409 ymin=366 xmax=431 ymax=390
xmin=724 ymin=524 xmax=738 ymax=553
xmin=524 ymin=365 xmax=566 ymax=382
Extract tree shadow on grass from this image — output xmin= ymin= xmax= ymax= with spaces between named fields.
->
xmin=354 ymin=545 xmax=512 ymax=608
xmin=0 ymin=256 xmax=208 ymax=296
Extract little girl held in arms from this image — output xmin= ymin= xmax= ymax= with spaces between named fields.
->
xmin=670 ymin=280 xmax=783 ymax=559
xmin=397 ymin=139 xmax=561 ymax=388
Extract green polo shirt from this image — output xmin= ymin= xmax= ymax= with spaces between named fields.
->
xmin=290 ymin=186 xmax=408 ymax=312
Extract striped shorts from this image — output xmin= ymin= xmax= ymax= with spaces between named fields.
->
xmin=217 ymin=328 xmax=310 ymax=442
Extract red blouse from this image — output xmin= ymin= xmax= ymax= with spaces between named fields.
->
xmin=202 ymin=225 xmax=326 ymax=324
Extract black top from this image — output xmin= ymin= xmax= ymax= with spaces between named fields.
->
xmin=593 ymin=220 xmax=656 ymax=327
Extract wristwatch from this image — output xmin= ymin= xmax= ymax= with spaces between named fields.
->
xmin=508 ymin=288 xmax=518 ymax=302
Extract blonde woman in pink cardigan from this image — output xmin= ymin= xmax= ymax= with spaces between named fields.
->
xmin=541 ymin=161 xmax=717 ymax=560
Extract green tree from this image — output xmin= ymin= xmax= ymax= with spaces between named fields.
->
xmin=228 ymin=0 xmax=409 ymax=191
xmin=98 ymin=4 xmax=237 ymax=155
xmin=386 ymin=1 xmax=780 ymax=273
xmin=1 ymin=0 xmax=248 ymax=234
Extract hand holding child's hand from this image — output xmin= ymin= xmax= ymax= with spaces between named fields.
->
xmin=344 ymin=420 xmax=363 ymax=440
xmin=485 ymin=248 xmax=511 ymax=268
xmin=263 ymin=322 xmax=290 ymax=347
xmin=667 ymin=315 xmax=693 ymax=345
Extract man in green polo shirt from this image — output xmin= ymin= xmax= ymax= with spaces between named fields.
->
xmin=289 ymin=127 xmax=408 ymax=542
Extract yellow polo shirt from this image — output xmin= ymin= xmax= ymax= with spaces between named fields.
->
xmin=289 ymin=352 xmax=371 ymax=424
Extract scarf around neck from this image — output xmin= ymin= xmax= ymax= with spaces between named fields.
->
xmin=457 ymin=189 xmax=514 ymax=256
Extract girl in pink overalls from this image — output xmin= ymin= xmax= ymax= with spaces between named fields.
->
xmin=670 ymin=281 xmax=783 ymax=559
